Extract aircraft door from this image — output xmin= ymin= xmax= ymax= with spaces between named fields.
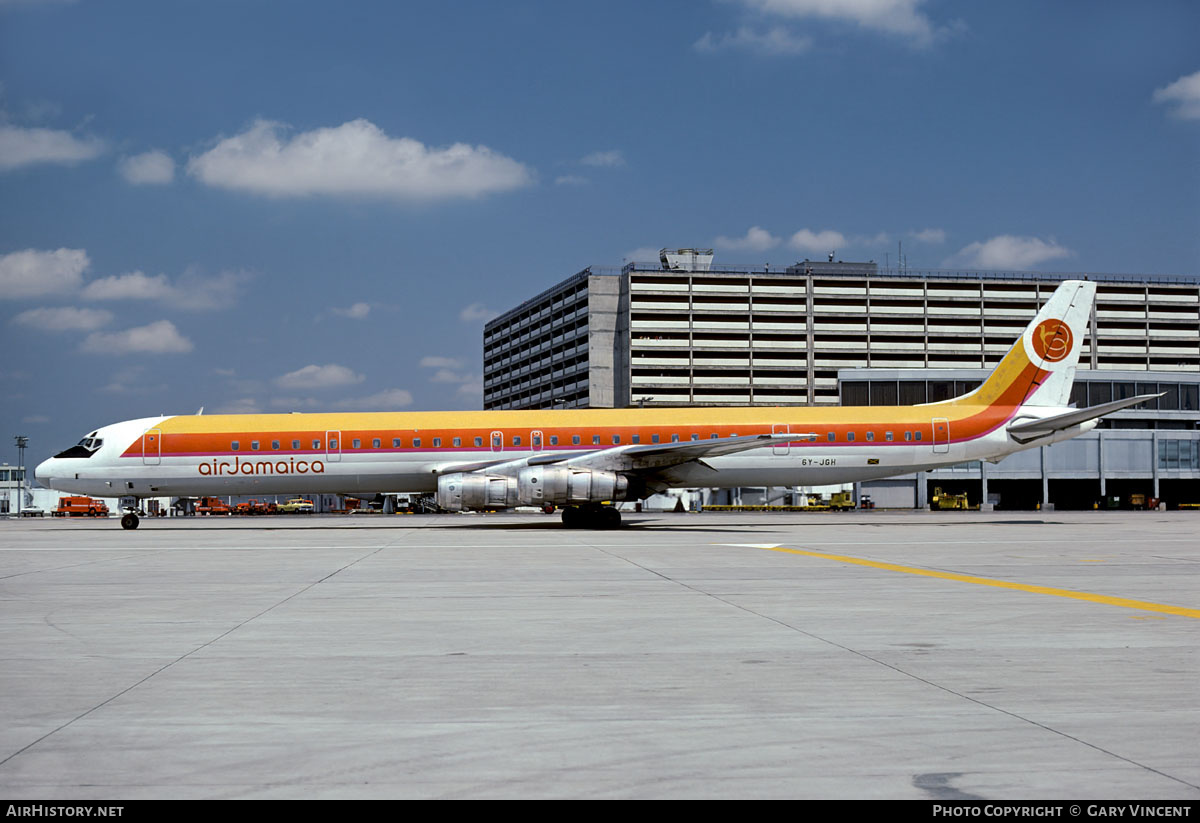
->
xmin=932 ymin=418 xmax=950 ymax=454
xmin=491 ymin=431 xmax=503 ymax=453
xmin=772 ymin=423 xmax=790 ymax=456
xmin=142 ymin=428 xmax=162 ymax=466
xmin=326 ymin=430 xmax=342 ymax=462
xmin=530 ymin=430 xmax=543 ymax=452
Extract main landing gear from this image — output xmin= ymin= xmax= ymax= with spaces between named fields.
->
xmin=120 ymin=512 xmax=139 ymax=530
xmin=560 ymin=504 xmax=622 ymax=530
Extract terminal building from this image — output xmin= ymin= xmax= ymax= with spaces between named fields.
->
xmin=483 ymin=251 xmax=1200 ymax=510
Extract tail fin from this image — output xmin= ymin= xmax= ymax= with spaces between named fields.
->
xmin=949 ymin=279 xmax=1095 ymax=409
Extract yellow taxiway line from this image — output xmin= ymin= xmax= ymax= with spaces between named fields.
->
xmin=728 ymin=543 xmax=1200 ymax=619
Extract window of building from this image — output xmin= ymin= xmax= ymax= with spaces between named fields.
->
xmin=1161 ymin=384 xmax=1180 ymax=410
xmin=1182 ymin=385 xmax=1199 ymax=411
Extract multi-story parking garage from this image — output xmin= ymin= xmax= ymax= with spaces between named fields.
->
xmin=483 ymin=252 xmax=1200 ymax=509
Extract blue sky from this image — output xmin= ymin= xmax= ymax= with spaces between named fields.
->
xmin=2 ymin=0 xmax=1198 ymax=463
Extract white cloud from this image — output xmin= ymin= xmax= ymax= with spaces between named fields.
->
xmin=0 ymin=125 xmax=104 ymax=171
xmin=81 ymin=267 xmax=249 ymax=310
xmin=715 ymin=226 xmax=782 ymax=252
xmin=910 ymin=227 xmax=946 ymax=244
xmin=82 ymin=320 xmax=193 ymax=354
xmin=332 ymin=301 xmax=371 ymax=319
xmin=943 ymin=235 xmax=1074 ymax=270
xmin=580 ymin=150 xmax=625 ymax=168
xmin=854 ymin=231 xmax=891 ymax=247
xmin=455 ymin=379 xmax=483 ymax=400
xmin=419 ymin=356 xmax=463 ymax=369
xmin=12 ymin=306 xmax=112 ymax=331
xmin=274 ymin=363 xmax=365 ymax=390
xmin=788 ymin=228 xmax=847 ymax=254
xmin=555 ymin=174 xmax=589 ymax=186
xmin=459 ymin=302 xmax=499 ymax=323
xmin=118 ymin=149 xmax=175 ymax=184
xmin=733 ymin=0 xmax=954 ymax=48
xmin=694 ymin=26 xmax=814 ymax=56
xmin=332 ymin=388 xmax=414 ymax=410
xmin=215 ymin=397 xmax=262 ymax=414
xmin=1152 ymin=69 xmax=1200 ymax=120
xmin=0 ymin=248 xmax=89 ymax=298
xmin=186 ymin=118 xmax=534 ymax=200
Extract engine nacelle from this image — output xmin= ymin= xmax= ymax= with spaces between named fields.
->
xmin=518 ymin=466 xmax=630 ymax=506
xmin=436 ymin=473 xmax=519 ymax=512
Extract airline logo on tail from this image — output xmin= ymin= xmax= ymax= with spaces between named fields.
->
xmin=1032 ymin=319 xmax=1073 ymax=363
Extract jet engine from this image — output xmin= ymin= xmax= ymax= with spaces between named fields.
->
xmin=436 ymin=467 xmax=634 ymax=512
xmin=517 ymin=466 xmax=630 ymax=507
xmin=436 ymin=473 xmax=519 ymax=512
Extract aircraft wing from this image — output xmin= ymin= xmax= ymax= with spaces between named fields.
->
xmin=559 ymin=432 xmax=817 ymax=472
xmin=1007 ymin=393 xmax=1161 ymax=441
xmin=432 ymin=433 xmax=815 ymax=477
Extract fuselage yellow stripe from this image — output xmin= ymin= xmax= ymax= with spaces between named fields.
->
xmin=756 ymin=545 xmax=1200 ymax=619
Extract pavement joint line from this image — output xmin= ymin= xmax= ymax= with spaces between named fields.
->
xmin=737 ymin=543 xmax=1200 ymax=619
xmin=0 ymin=544 xmax=390 ymax=770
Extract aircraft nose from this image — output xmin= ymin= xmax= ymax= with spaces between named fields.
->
xmin=35 ymin=458 xmax=55 ymax=488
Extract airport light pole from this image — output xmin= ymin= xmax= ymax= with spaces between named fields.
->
xmin=14 ymin=436 xmax=28 ymax=516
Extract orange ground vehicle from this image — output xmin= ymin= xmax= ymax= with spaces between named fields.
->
xmin=54 ymin=496 xmax=109 ymax=517
xmin=195 ymin=496 xmax=233 ymax=515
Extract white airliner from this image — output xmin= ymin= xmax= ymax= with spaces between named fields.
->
xmin=36 ymin=280 xmax=1154 ymax=530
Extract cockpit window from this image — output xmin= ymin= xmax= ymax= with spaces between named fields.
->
xmin=54 ymin=435 xmax=104 ymax=459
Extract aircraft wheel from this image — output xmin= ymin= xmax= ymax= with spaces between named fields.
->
xmin=600 ymin=507 xmax=621 ymax=529
xmin=120 ymin=513 xmax=140 ymax=531
xmin=561 ymin=506 xmax=583 ymax=528
xmin=542 ymin=504 xmax=556 ymax=515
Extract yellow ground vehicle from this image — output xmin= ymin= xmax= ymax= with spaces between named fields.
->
xmin=931 ymin=487 xmax=971 ymax=510
xmin=278 ymin=497 xmax=315 ymax=513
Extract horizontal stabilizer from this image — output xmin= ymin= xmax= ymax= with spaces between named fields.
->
xmin=1007 ymin=394 xmax=1161 ymax=441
